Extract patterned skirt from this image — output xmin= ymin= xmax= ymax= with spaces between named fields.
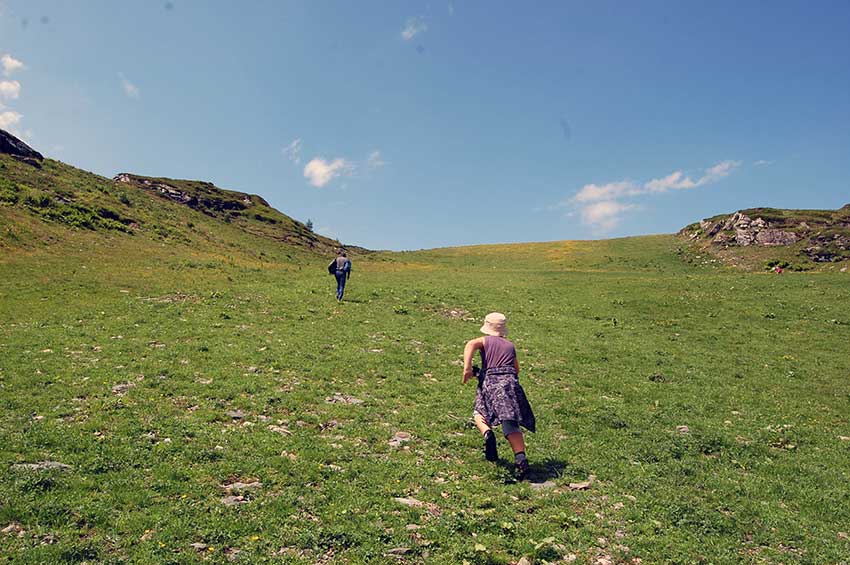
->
xmin=473 ymin=366 xmax=536 ymax=433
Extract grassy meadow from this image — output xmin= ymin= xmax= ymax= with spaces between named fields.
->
xmin=2 ymin=227 xmax=850 ymax=563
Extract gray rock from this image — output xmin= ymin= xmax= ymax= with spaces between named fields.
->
xmin=394 ymin=497 xmax=424 ymax=508
xmin=222 ymin=481 xmax=262 ymax=492
xmin=325 ymin=393 xmax=364 ymax=405
xmin=529 ymin=480 xmax=556 ymax=490
xmin=568 ymin=475 xmax=596 ymax=490
xmin=735 ymin=228 xmax=756 ymax=246
xmin=12 ymin=460 xmax=71 ymax=472
xmin=388 ymin=431 xmax=412 ymax=447
xmin=755 ymin=230 xmax=798 ymax=246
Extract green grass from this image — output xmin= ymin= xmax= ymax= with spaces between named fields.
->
xmin=2 ymin=231 xmax=850 ymax=563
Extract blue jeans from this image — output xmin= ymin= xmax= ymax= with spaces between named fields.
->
xmin=334 ymin=270 xmax=348 ymax=300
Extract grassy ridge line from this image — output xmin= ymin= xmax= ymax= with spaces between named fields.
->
xmin=2 ymin=237 xmax=850 ymax=562
xmin=0 ymin=155 xmax=347 ymax=263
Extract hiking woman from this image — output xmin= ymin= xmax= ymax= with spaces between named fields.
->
xmin=462 ymin=312 xmax=536 ymax=480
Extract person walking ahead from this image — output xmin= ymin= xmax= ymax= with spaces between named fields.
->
xmin=330 ymin=250 xmax=352 ymax=301
xmin=462 ymin=312 xmax=536 ymax=480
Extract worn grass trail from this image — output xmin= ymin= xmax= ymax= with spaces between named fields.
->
xmin=1 ymin=235 xmax=849 ymax=563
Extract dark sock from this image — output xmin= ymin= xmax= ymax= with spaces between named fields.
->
xmin=483 ymin=430 xmax=498 ymax=461
xmin=514 ymin=451 xmax=527 ymax=464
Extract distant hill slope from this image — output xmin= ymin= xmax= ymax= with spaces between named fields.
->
xmin=680 ymin=205 xmax=850 ymax=270
xmin=0 ymin=129 xmax=353 ymax=262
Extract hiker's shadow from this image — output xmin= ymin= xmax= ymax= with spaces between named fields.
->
xmin=497 ymin=457 xmax=566 ymax=483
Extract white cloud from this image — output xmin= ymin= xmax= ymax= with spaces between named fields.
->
xmin=0 ymin=110 xmax=22 ymax=130
xmin=754 ymin=159 xmax=773 ymax=166
xmin=1 ymin=54 xmax=25 ymax=76
xmin=696 ymin=160 xmax=740 ymax=185
xmin=574 ymin=180 xmax=641 ymax=203
xmin=643 ymin=170 xmax=696 ymax=192
xmin=118 ymin=72 xmax=140 ymax=99
xmin=366 ymin=149 xmax=386 ymax=170
xmin=0 ymin=80 xmax=20 ymax=100
xmin=303 ymin=157 xmax=355 ymax=188
xmin=401 ymin=16 xmax=427 ymax=41
xmin=580 ymin=200 xmax=636 ymax=232
xmin=575 ymin=160 xmax=742 ymax=204
xmin=565 ymin=160 xmax=741 ymax=234
xmin=282 ymin=138 xmax=302 ymax=164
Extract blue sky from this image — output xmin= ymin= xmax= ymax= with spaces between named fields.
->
xmin=1 ymin=1 xmax=849 ymax=250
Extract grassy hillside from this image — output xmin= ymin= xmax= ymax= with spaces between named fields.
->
xmin=1 ymin=227 xmax=849 ymax=563
xmin=0 ymin=155 xmax=347 ymax=264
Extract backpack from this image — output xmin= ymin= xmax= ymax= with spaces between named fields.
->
xmin=327 ymin=259 xmax=337 ymax=275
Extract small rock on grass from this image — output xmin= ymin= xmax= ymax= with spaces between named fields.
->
xmin=12 ymin=461 xmax=71 ymax=472
xmin=385 ymin=547 xmax=410 ymax=556
xmin=190 ymin=542 xmax=209 ymax=551
xmin=676 ymin=425 xmax=690 ymax=434
xmin=226 ymin=409 xmax=246 ymax=420
xmin=222 ymin=481 xmax=262 ymax=492
xmin=568 ymin=475 xmax=596 ymax=490
xmin=325 ymin=393 xmax=364 ymax=405
xmin=388 ymin=431 xmax=412 ymax=447
xmin=221 ymin=495 xmax=248 ymax=506
xmin=530 ymin=480 xmax=556 ymax=490
xmin=2 ymin=523 xmax=25 ymax=536
xmin=517 ymin=557 xmax=534 ymax=565
xmin=112 ymin=382 xmax=132 ymax=395
xmin=394 ymin=497 xmax=441 ymax=516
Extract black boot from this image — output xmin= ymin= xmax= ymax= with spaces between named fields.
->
xmin=514 ymin=451 xmax=529 ymax=480
xmin=483 ymin=430 xmax=498 ymax=462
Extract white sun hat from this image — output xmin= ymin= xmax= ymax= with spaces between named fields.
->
xmin=480 ymin=312 xmax=508 ymax=337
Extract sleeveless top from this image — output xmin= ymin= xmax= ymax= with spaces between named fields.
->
xmin=481 ymin=336 xmax=516 ymax=371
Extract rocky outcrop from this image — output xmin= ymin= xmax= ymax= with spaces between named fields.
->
xmin=115 ymin=174 xmax=201 ymax=206
xmin=682 ymin=205 xmax=850 ymax=265
xmin=694 ymin=212 xmax=798 ymax=247
xmin=0 ymin=128 xmax=44 ymax=167
xmin=803 ymin=233 xmax=850 ymax=262
xmin=113 ymin=173 xmax=264 ymax=216
xmin=755 ymin=229 xmax=799 ymax=246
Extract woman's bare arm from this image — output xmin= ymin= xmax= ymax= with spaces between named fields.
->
xmin=462 ymin=337 xmax=485 ymax=383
